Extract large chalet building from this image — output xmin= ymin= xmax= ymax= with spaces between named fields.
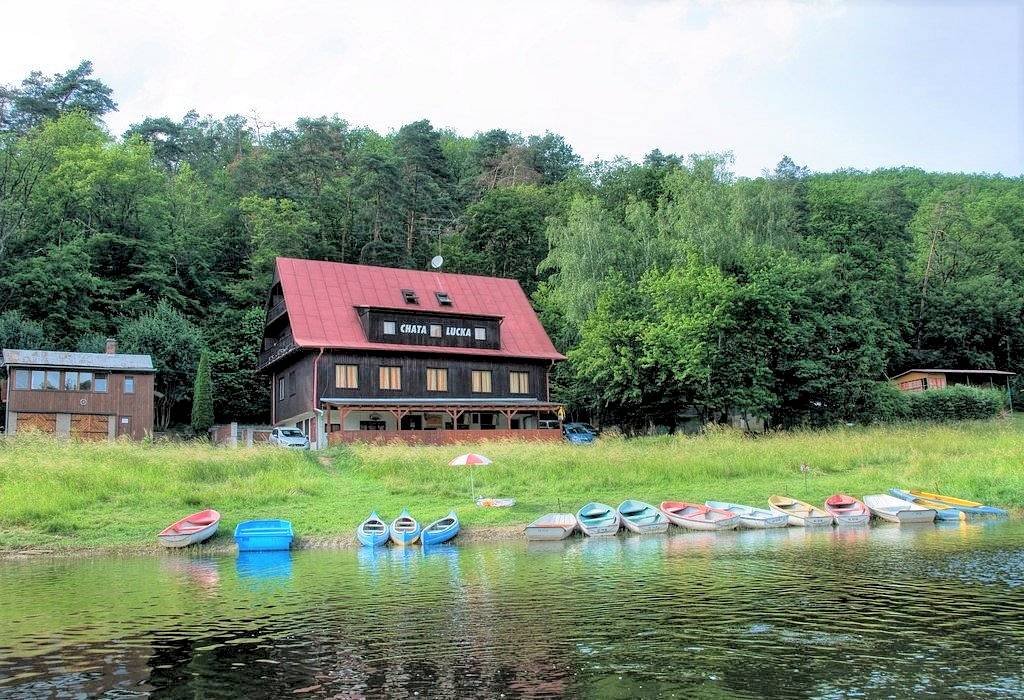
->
xmin=259 ymin=258 xmax=566 ymax=445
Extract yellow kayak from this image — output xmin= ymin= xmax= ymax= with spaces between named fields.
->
xmin=908 ymin=490 xmax=1007 ymax=516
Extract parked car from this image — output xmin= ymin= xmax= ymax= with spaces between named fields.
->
xmin=538 ymin=419 xmax=561 ymax=429
xmin=564 ymin=421 xmax=600 ymax=436
xmin=564 ymin=425 xmax=596 ymax=445
xmin=269 ymin=427 xmax=310 ymax=449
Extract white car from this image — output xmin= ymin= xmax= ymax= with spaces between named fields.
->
xmin=269 ymin=427 xmax=310 ymax=449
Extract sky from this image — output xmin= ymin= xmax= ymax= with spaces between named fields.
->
xmin=2 ymin=0 xmax=1022 ymax=176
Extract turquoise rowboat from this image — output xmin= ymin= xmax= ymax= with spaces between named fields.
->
xmin=889 ymin=489 xmax=964 ymax=521
xmin=356 ymin=511 xmax=389 ymax=547
xmin=422 ymin=511 xmax=460 ymax=546
xmin=617 ymin=500 xmax=669 ymax=534
xmin=576 ymin=502 xmax=620 ymax=537
xmin=389 ymin=509 xmax=422 ymax=546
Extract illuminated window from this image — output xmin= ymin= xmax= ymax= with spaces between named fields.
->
xmin=474 ymin=327 xmax=486 ymax=341
xmin=426 ymin=368 xmax=448 ymax=392
xmin=471 ymin=370 xmax=492 ymax=393
xmin=430 ymin=324 xmax=442 ymax=338
xmin=379 ymin=366 xmax=402 ymax=390
xmin=335 ymin=364 xmax=358 ymax=389
xmin=510 ymin=371 xmax=529 ymax=394
xmin=383 ymin=321 xmax=396 ymax=335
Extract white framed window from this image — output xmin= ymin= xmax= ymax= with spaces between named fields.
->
xmin=383 ymin=321 xmax=396 ymax=335
xmin=430 ymin=324 xmax=442 ymax=338
xmin=474 ymin=327 xmax=486 ymax=341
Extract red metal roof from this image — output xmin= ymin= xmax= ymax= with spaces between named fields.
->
xmin=275 ymin=258 xmax=565 ymax=361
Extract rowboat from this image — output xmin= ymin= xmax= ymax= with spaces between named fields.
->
xmin=422 ymin=511 xmax=460 ymax=546
xmin=157 ymin=509 xmax=221 ymax=548
xmin=705 ymin=501 xmax=789 ymax=529
xmin=617 ymin=500 xmax=670 ymax=534
xmin=356 ymin=511 xmax=389 ymax=547
xmin=889 ymin=489 xmax=964 ymax=521
xmin=389 ymin=509 xmax=422 ymax=546
xmin=907 ymin=489 xmax=1007 ymax=517
xmin=824 ymin=494 xmax=871 ymax=526
xmin=234 ymin=519 xmax=294 ymax=551
xmin=863 ymin=494 xmax=936 ymax=524
xmin=660 ymin=501 xmax=740 ymax=531
xmin=576 ymin=502 xmax=621 ymax=537
xmin=768 ymin=496 xmax=834 ymax=527
xmin=525 ymin=513 xmax=577 ymax=541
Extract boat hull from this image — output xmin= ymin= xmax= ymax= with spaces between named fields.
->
xmin=705 ymin=502 xmax=788 ymax=529
xmin=864 ymin=495 xmax=937 ymax=524
xmin=833 ymin=514 xmax=870 ymax=527
xmin=525 ymin=513 xmax=577 ymax=541
xmin=889 ymin=489 xmax=965 ymax=521
xmin=621 ymin=519 xmax=669 ymax=534
xmin=618 ymin=501 xmax=669 ymax=535
xmin=357 ymin=530 xmax=389 ymax=547
xmin=422 ymin=514 xmax=460 ymax=546
xmin=234 ymin=520 xmax=294 ymax=552
xmin=909 ymin=490 xmax=1007 ymax=516
xmin=768 ymin=498 xmax=834 ymax=527
xmin=579 ymin=522 xmax=620 ymax=537
xmin=389 ymin=510 xmax=421 ymax=546
xmin=662 ymin=511 xmax=739 ymax=531
xmin=577 ymin=503 xmax=620 ymax=537
xmin=158 ymin=522 xmax=218 ymax=548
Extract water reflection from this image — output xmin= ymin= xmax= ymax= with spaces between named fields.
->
xmin=0 ymin=521 xmax=1022 ymax=698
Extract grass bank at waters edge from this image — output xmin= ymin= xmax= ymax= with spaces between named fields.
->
xmin=0 ymin=417 xmax=1022 ymax=552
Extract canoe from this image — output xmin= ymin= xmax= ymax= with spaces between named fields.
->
xmin=389 ymin=509 xmax=422 ymax=546
xmin=576 ymin=502 xmax=620 ymax=537
xmin=907 ymin=489 xmax=1007 ymax=517
xmin=660 ymin=501 xmax=740 ymax=531
xmin=889 ymin=489 xmax=964 ymax=522
xmin=617 ymin=500 xmax=670 ymax=534
xmin=525 ymin=513 xmax=577 ymax=541
xmin=824 ymin=494 xmax=871 ymax=526
xmin=422 ymin=511 xmax=460 ymax=546
xmin=863 ymin=494 xmax=936 ymax=524
xmin=158 ymin=509 xmax=220 ymax=548
xmin=356 ymin=511 xmax=389 ymax=547
xmin=768 ymin=496 xmax=834 ymax=527
xmin=234 ymin=519 xmax=294 ymax=551
xmin=705 ymin=501 xmax=789 ymax=529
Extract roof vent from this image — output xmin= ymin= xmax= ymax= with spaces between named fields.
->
xmin=435 ymin=292 xmax=453 ymax=306
xmin=401 ymin=289 xmax=419 ymax=304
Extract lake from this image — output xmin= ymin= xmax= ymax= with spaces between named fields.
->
xmin=1 ymin=521 xmax=1022 ymax=698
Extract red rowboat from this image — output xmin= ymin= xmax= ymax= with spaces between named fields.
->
xmin=157 ymin=509 xmax=221 ymax=548
xmin=659 ymin=501 xmax=740 ymax=531
xmin=824 ymin=494 xmax=870 ymax=526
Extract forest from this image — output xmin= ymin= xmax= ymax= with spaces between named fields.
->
xmin=1 ymin=61 xmax=1021 ymax=431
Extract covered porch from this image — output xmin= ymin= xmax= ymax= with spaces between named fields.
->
xmin=320 ymin=398 xmax=565 ymax=444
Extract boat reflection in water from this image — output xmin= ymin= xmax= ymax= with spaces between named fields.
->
xmin=235 ymin=550 xmax=293 ymax=587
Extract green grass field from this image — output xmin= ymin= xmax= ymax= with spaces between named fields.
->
xmin=0 ymin=416 xmax=1021 ymax=551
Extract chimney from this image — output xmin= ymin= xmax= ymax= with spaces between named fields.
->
xmin=105 ymin=338 xmax=118 ymax=355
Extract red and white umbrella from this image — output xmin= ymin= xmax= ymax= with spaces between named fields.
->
xmin=449 ymin=453 xmax=492 ymax=466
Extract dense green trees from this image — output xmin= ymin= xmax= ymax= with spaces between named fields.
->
xmin=0 ymin=61 xmax=1020 ymax=431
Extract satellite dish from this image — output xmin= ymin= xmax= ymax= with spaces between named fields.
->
xmin=430 ymin=255 xmax=444 ymax=269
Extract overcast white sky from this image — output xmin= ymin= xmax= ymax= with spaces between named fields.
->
xmin=2 ymin=0 xmax=1022 ymax=176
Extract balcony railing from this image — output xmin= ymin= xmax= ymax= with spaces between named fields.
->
xmin=266 ymin=298 xmax=287 ymax=325
xmin=257 ymin=332 xmax=298 ymax=370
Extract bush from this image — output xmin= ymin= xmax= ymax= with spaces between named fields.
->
xmin=904 ymin=386 xmax=1005 ymax=422
xmin=866 ymin=382 xmax=911 ymax=422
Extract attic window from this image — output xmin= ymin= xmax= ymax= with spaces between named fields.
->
xmin=435 ymin=292 xmax=453 ymax=306
xmin=401 ymin=289 xmax=419 ymax=304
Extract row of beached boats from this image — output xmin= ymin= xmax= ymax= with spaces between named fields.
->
xmin=524 ymin=490 xmax=1008 ymax=541
xmin=356 ymin=509 xmax=461 ymax=547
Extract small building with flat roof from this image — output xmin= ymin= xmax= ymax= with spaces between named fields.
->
xmin=890 ymin=368 xmax=1016 ymax=393
xmin=1 ymin=340 xmax=155 ymax=440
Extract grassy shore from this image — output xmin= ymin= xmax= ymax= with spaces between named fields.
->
xmin=0 ymin=417 xmax=1021 ymax=552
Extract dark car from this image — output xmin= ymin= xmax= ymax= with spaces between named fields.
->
xmin=564 ymin=425 xmax=596 ymax=445
xmin=564 ymin=421 xmax=600 ymax=436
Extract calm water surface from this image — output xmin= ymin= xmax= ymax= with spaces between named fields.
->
xmin=1 ymin=521 xmax=1022 ymax=698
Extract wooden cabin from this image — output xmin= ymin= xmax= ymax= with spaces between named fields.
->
xmin=1 ymin=341 xmax=155 ymax=440
xmin=258 ymin=258 xmax=566 ymax=446
xmin=891 ymin=368 xmax=1016 ymax=392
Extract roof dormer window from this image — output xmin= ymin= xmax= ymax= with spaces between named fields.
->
xmin=401 ymin=289 xmax=419 ymax=304
xmin=435 ymin=292 xmax=453 ymax=306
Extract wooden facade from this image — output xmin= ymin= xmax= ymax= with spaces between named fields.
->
xmin=891 ymin=369 xmax=1015 ymax=393
xmin=260 ymin=258 xmax=566 ymax=445
xmin=2 ymin=348 xmax=155 ymax=440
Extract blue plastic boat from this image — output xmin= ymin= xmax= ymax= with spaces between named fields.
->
xmin=389 ymin=509 xmax=421 ymax=546
xmin=421 ymin=511 xmax=460 ymax=546
xmin=234 ymin=519 xmax=294 ymax=551
xmin=889 ymin=489 xmax=963 ymax=521
xmin=356 ymin=511 xmax=390 ymax=547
